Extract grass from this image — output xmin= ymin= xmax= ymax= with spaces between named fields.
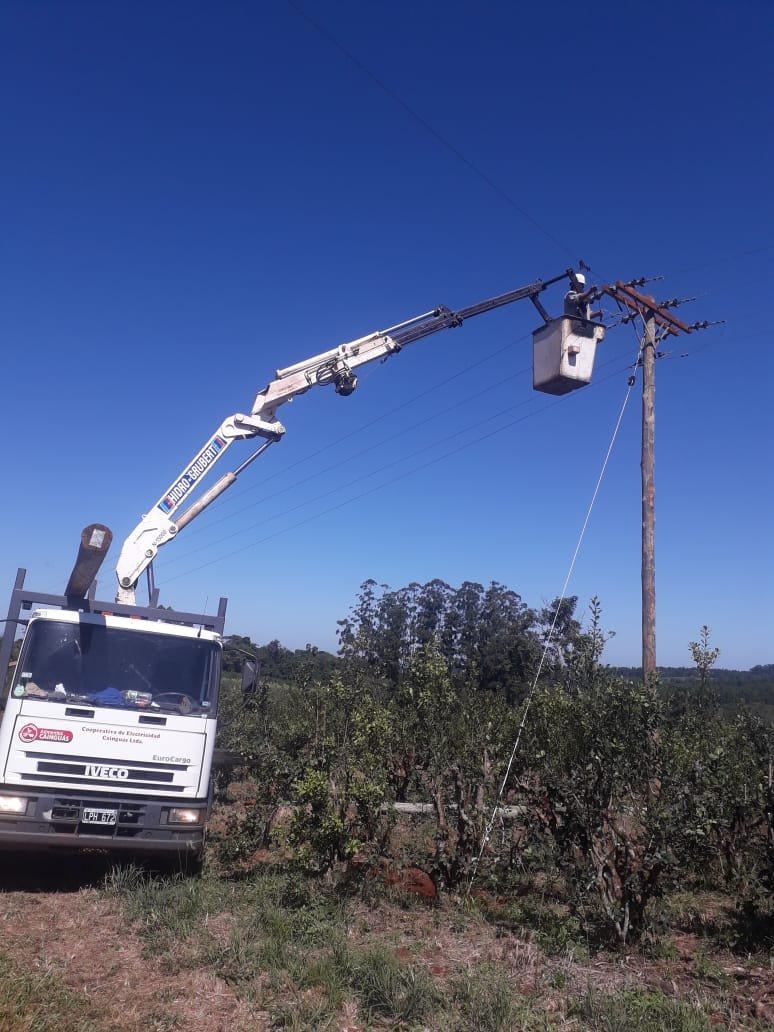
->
xmin=96 ymin=860 xmax=774 ymax=1030
xmin=569 ymin=987 xmax=713 ymax=1032
xmin=103 ymin=862 xmax=538 ymax=1028
xmin=103 ymin=863 xmax=227 ymax=960
xmin=498 ymin=894 xmax=591 ymax=958
xmin=0 ymin=952 xmax=100 ymax=1032
xmin=449 ymin=965 xmax=521 ymax=1032
xmin=350 ymin=946 xmax=438 ymax=1024
xmin=103 ymin=862 xmax=359 ymax=1025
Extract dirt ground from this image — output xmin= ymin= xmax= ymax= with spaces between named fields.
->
xmin=1 ymin=852 xmax=774 ymax=1031
xmin=0 ymin=854 xmax=259 ymax=1031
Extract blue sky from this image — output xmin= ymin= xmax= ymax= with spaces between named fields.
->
xmin=1 ymin=0 xmax=771 ymax=669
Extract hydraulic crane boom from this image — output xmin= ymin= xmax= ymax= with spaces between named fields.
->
xmin=115 ymin=269 xmax=596 ymax=603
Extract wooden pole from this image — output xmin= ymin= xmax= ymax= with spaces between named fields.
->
xmin=64 ymin=524 xmax=113 ymax=600
xmin=641 ymin=316 xmax=657 ymax=681
xmin=596 ymin=280 xmax=700 ymax=684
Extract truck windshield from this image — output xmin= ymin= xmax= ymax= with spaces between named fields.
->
xmin=12 ymin=619 xmax=220 ymax=716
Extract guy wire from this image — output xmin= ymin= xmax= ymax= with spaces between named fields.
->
xmin=467 ymin=337 xmax=644 ymax=895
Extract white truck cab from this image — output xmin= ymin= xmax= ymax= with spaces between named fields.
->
xmin=0 ymin=571 xmax=226 ymax=861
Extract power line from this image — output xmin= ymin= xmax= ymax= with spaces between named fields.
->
xmin=161 ymin=350 xmax=641 ymax=572
xmin=286 ymin=0 xmax=576 ymax=260
xmin=175 ymin=333 xmax=536 ymax=535
xmin=162 ymin=387 xmax=547 ymax=564
xmin=139 ymin=304 xmax=744 ymax=587
xmin=159 ymin=358 xmax=636 ymax=585
xmin=288 ymin=4 xmax=774 ymax=307
xmin=169 ymin=369 xmax=536 ymax=546
xmin=168 ymin=318 xmax=645 ymax=548
xmin=147 ymin=291 xmax=753 ymax=584
xmin=665 ymin=243 xmax=774 ymax=278
xmin=162 ymin=331 xmax=641 ymax=566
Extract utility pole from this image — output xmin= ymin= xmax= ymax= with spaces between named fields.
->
xmin=641 ymin=315 xmax=657 ymax=680
xmin=589 ymin=279 xmax=705 ymax=684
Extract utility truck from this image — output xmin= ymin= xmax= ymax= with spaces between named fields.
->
xmin=0 ymin=270 xmax=603 ymax=862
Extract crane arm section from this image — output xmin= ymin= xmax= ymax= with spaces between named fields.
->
xmin=115 ymin=271 xmax=575 ymax=603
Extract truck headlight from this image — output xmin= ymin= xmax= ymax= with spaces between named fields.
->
xmin=168 ymin=807 xmax=204 ymax=825
xmin=0 ymin=796 xmax=28 ymax=815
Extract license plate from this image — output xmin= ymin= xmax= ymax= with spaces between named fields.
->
xmin=82 ymin=808 xmax=117 ymax=826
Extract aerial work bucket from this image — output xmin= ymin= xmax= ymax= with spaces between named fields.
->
xmin=532 ymin=317 xmax=605 ymax=395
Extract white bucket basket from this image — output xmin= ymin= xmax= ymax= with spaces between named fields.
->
xmin=532 ymin=317 xmax=605 ymax=395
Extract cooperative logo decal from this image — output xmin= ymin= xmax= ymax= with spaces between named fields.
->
xmin=18 ymin=723 xmax=73 ymax=744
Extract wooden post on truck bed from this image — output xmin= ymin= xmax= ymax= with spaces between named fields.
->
xmin=64 ymin=524 xmax=113 ymax=601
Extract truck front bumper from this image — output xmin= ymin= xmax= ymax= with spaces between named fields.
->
xmin=0 ymin=789 xmax=206 ymax=855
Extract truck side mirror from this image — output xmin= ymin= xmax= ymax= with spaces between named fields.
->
xmin=241 ymin=658 xmax=259 ymax=698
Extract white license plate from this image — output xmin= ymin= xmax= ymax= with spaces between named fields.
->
xmin=82 ymin=808 xmax=117 ymax=826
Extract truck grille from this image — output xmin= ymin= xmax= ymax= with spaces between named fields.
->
xmin=21 ymin=751 xmax=187 ymax=793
